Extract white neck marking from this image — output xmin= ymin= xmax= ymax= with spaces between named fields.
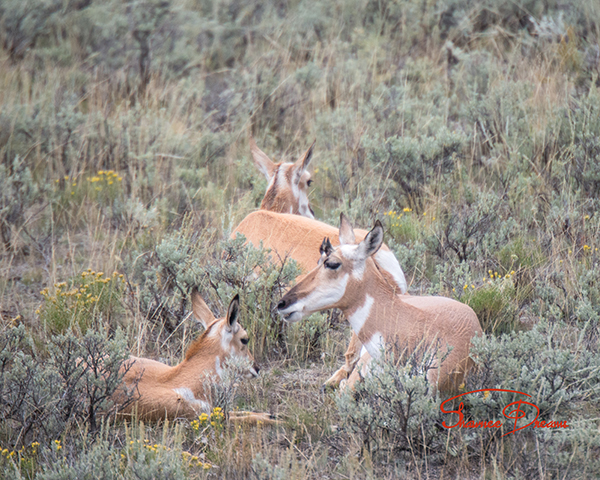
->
xmin=348 ymin=295 xmax=374 ymax=334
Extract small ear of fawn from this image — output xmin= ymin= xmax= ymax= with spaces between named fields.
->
xmin=277 ymin=217 xmax=483 ymax=393
xmin=114 ymin=291 xmax=276 ymax=424
xmin=234 ymin=137 xmax=409 ymax=389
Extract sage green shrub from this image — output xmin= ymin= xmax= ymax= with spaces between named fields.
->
xmin=336 ymin=344 xmax=443 ymax=462
xmin=0 ymin=324 xmax=129 ymax=449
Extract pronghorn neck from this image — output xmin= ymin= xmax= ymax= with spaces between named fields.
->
xmin=340 ymin=259 xmax=399 ymax=324
xmin=160 ymin=321 xmax=228 ymax=381
xmin=183 ymin=322 xmax=224 ymax=361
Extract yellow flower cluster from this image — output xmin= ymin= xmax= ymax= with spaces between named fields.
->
xmin=382 ymin=207 xmax=434 ymax=228
xmin=210 ymin=407 xmax=224 ymax=427
xmin=484 ymin=270 xmax=516 ymax=282
xmin=182 ymin=452 xmax=212 ymax=469
xmin=0 ymin=441 xmax=40 ymax=461
xmin=36 ymin=270 xmax=124 ymax=319
xmin=192 ymin=407 xmax=225 ymax=432
xmin=128 ymin=439 xmax=173 ymax=454
xmin=457 ymin=270 xmax=517 ymax=293
xmin=383 ymin=210 xmax=405 ymax=227
xmin=87 ymin=170 xmax=123 ymax=185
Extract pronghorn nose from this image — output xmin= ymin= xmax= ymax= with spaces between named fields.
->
xmin=253 ymin=364 xmax=260 ymax=375
xmin=277 ymin=299 xmax=287 ymax=310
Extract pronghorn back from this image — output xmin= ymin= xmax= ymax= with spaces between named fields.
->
xmin=233 ymin=210 xmax=407 ymax=293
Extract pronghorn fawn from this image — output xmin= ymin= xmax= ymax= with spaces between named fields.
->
xmin=233 ymin=137 xmax=408 ymax=388
xmin=115 ymin=291 xmax=272 ymax=422
xmin=276 ymin=218 xmax=483 ymax=392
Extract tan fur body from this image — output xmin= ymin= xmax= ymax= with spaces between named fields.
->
xmin=117 ymin=336 xmax=224 ymax=421
xmin=277 ymin=221 xmax=483 ymax=392
xmin=114 ymin=293 xmax=263 ymax=421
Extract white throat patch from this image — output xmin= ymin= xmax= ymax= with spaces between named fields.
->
xmin=348 ymin=295 xmax=374 ymax=334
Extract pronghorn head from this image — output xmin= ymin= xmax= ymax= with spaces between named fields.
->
xmin=277 ymin=214 xmax=384 ymax=323
xmin=250 ymin=135 xmax=316 ymax=219
xmin=191 ymin=291 xmax=259 ymax=377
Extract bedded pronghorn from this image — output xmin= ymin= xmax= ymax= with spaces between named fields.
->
xmin=115 ymin=292 xmax=273 ymax=422
xmin=248 ymin=134 xmax=316 ymax=218
xmin=276 ymin=219 xmax=483 ymax=392
xmin=233 ymin=138 xmax=408 ymax=387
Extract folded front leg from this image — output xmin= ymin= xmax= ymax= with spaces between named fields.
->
xmin=323 ymin=333 xmax=363 ymax=389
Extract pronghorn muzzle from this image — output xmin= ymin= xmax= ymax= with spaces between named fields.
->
xmin=277 ymin=287 xmax=305 ymax=323
xmin=249 ymin=362 xmax=260 ymax=377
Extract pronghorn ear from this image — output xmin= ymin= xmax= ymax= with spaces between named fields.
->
xmin=293 ymin=140 xmax=315 ymax=185
xmin=191 ymin=289 xmax=216 ymax=329
xmin=319 ymin=237 xmax=333 ymax=263
xmin=226 ymin=294 xmax=240 ymax=330
xmin=356 ymin=220 xmax=384 ymax=260
xmin=249 ymin=135 xmax=277 ymax=180
xmin=338 ymin=213 xmax=356 ymax=245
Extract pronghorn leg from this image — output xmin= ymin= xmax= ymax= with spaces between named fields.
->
xmin=341 ymin=350 xmax=372 ymax=391
xmin=228 ymin=411 xmax=280 ymax=425
xmin=323 ymin=333 xmax=363 ymax=389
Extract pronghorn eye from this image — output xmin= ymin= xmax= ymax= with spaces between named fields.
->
xmin=241 ymin=338 xmax=249 ymax=345
xmin=324 ymin=260 xmax=341 ymax=270
xmin=307 ymin=179 xmax=313 ymax=187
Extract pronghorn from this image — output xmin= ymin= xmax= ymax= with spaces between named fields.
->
xmin=115 ymin=292 xmax=272 ymax=422
xmin=249 ymin=134 xmax=316 ymax=218
xmin=276 ymin=219 xmax=483 ymax=392
xmin=234 ymin=137 xmax=408 ymax=388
